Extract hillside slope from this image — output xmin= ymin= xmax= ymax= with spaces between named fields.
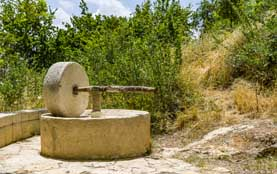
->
xmin=151 ymin=19 xmax=277 ymax=173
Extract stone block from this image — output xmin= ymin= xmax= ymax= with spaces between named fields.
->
xmin=0 ymin=113 xmax=15 ymax=128
xmin=12 ymin=113 xmax=22 ymax=142
xmin=19 ymin=110 xmax=39 ymax=122
xmin=0 ymin=113 xmax=15 ymax=147
xmin=0 ymin=126 xmax=13 ymax=147
xmin=0 ymin=109 xmax=47 ymax=146
xmin=18 ymin=109 xmax=47 ymax=122
xmin=21 ymin=120 xmax=40 ymax=139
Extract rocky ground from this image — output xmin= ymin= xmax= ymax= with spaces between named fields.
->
xmin=0 ymin=136 xmax=201 ymax=174
xmin=152 ymin=119 xmax=277 ymax=174
xmin=1 ymin=118 xmax=277 ymax=174
xmin=1 ymin=87 xmax=277 ymax=174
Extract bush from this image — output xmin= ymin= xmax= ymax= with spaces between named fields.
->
xmin=0 ymin=58 xmax=27 ymax=111
xmin=0 ymin=57 xmax=45 ymax=111
xmin=0 ymin=0 xmax=197 ymax=133
xmin=229 ymin=14 xmax=277 ymax=86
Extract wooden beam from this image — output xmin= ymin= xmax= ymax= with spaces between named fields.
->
xmin=76 ymin=86 xmax=156 ymax=93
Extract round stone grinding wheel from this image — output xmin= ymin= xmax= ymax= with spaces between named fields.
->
xmin=43 ymin=62 xmax=89 ymax=117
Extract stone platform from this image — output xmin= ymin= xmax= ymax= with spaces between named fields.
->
xmin=0 ymin=136 xmax=200 ymax=174
xmin=41 ymin=109 xmax=151 ymax=160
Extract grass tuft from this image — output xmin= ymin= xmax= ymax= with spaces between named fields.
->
xmin=232 ymin=80 xmax=277 ymax=115
xmin=175 ymin=99 xmax=222 ymax=141
xmin=202 ymin=29 xmax=246 ymax=87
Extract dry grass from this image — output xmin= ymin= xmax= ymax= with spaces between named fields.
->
xmin=202 ymin=51 xmax=233 ymax=87
xmin=182 ymin=32 xmax=221 ymax=64
xmin=175 ymin=99 xmax=223 ymax=141
xmin=232 ymin=82 xmax=259 ymax=113
xmin=184 ymin=155 xmax=207 ymax=168
xmin=232 ymin=80 xmax=277 ymax=115
xmin=181 ymin=32 xmax=223 ymax=88
xmin=178 ymin=30 xmax=246 ymax=139
xmin=244 ymin=156 xmax=277 ymax=173
xmin=178 ymin=28 xmax=277 ymax=143
xmin=203 ymin=29 xmax=246 ymax=87
xmin=270 ymin=92 xmax=277 ymax=113
xmin=181 ymin=29 xmax=246 ymax=88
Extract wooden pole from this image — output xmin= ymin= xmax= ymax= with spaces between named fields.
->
xmin=77 ymin=86 xmax=156 ymax=93
xmin=92 ymin=92 xmax=102 ymax=112
xmin=72 ymin=85 xmax=155 ymax=114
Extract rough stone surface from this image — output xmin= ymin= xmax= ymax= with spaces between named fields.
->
xmin=0 ymin=113 xmax=14 ymax=128
xmin=258 ymin=143 xmax=277 ymax=157
xmin=43 ymin=62 xmax=89 ymax=117
xmin=150 ymin=119 xmax=277 ymax=174
xmin=184 ymin=123 xmax=255 ymax=150
xmin=156 ymin=119 xmax=277 ymax=173
xmin=210 ymin=167 xmax=231 ymax=173
xmin=0 ymin=126 xmax=13 ymax=147
xmin=19 ymin=109 xmax=45 ymax=122
xmin=0 ymin=136 xmax=200 ymax=174
xmin=40 ymin=109 xmax=151 ymax=160
xmin=0 ymin=113 xmax=15 ymax=147
xmin=180 ymin=119 xmax=277 ymax=159
xmin=0 ymin=109 xmax=47 ymax=148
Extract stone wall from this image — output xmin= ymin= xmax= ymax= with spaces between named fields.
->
xmin=0 ymin=109 xmax=47 ymax=148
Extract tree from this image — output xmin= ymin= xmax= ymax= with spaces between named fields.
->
xmin=0 ymin=0 xmax=56 ymax=69
xmin=194 ymin=0 xmax=244 ymax=33
xmin=193 ymin=0 xmax=216 ymax=33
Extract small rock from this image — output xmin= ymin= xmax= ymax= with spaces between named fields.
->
xmin=161 ymin=147 xmax=181 ymax=158
xmin=80 ymin=171 xmax=91 ymax=174
xmin=16 ymin=169 xmax=30 ymax=174
xmin=258 ymin=143 xmax=277 ymax=157
xmin=212 ymin=167 xmax=231 ymax=173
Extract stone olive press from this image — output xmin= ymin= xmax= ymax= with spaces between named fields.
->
xmin=40 ymin=62 xmax=155 ymax=160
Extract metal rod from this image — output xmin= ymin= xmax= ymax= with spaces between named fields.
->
xmin=76 ymin=86 xmax=156 ymax=93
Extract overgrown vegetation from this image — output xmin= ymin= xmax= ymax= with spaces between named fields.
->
xmin=0 ymin=0 xmax=276 ymax=134
xmin=193 ymin=0 xmax=277 ymax=87
xmin=176 ymin=0 xmax=276 ymax=140
xmin=0 ymin=0 xmax=196 ymax=132
xmin=229 ymin=16 xmax=277 ymax=86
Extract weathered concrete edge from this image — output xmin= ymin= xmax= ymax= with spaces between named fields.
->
xmin=40 ymin=110 xmax=151 ymax=160
xmin=0 ymin=108 xmax=47 ymax=148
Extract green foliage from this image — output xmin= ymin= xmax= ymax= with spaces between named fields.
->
xmin=194 ymin=0 xmax=276 ymax=87
xmin=58 ymin=0 xmax=193 ymax=132
xmin=0 ymin=56 xmax=26 ymax=110
xmin=0 ymin=0 xmax=54 ymax=110
xmin=0 ymin=0 xmax=195 ymax=132
xmin=194 ymin=0 xmax=244 ymax=33
xmin=0 ymin=54 xmax=45 ymax=111
xmin=193 ymin=0 xmax=216 ymax=32
xmin=229 ymin=15 xmax=277 ymax=85
xmin=0 ymin=0 xmax=57 ymax=69
xmin=0 ymin=0 xmax=274 ymax=133
xmin=193 ymin=0 xmax=277 ymax=33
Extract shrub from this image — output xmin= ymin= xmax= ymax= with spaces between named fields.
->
xmin=0 ymin=55 xmax=45 ymax=111
xmin=0 ymin=58 xmax=27 ymax=111
xmin=229 ymin=15 xmax=277 ymax=86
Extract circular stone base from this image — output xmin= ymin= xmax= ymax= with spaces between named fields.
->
xmin=40 ymin=109 xmax=151 ymax=160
